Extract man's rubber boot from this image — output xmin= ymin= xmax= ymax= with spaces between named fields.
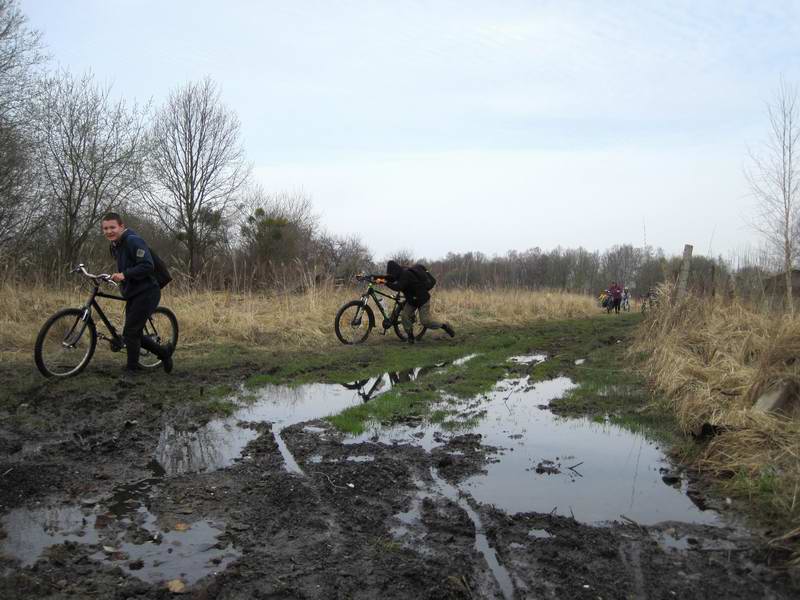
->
xmin=407 ymin=331 xmax=415 ymax=345
xmin=125 ymin=337 xmax=142 ymax=371
xmin=442 ymin=323 xmax=456 ymax=338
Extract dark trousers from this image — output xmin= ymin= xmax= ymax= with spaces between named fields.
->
xmin=124 ymin=286 xmax=166 ymax=368
xmin=613 ymin=298 xmax=622 ymax=314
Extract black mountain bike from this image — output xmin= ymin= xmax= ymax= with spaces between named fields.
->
xmin=334 ymin=274 xmax=427 ymax=344
xmin=34 ymin=264 xmax=179 ymax=378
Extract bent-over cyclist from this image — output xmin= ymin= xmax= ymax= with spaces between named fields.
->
xmin=382 ymin=260 xmax=455 ymax=344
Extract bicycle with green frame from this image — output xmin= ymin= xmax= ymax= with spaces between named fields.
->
xmin=334 ymin=274 xmax=427 ymax=344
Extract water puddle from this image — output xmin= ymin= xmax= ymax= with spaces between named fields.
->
xmin=508 ymin=354 xmax=547 ymax=365
xmin=453 ymin=353 xmax=479 ymax=366
xmin=0 ymin=475 xmax=239 ymax=583
xmin=348 ymin=376 xmax=720 ymax=526
xmin=154 ymin=358 xmax=466 ymax=477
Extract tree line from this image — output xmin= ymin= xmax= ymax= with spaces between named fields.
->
xmin=0 ymin=1 xmax=784 ymax=300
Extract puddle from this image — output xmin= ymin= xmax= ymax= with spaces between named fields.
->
xmin=349 ymin=376 xmax=720 ymax=526
xmin=0 ymin=477 xmax=239 ymax=583
xmin=453 ymin=353 xmax=479 ymax=366
xmin=508 ymin=353 xmax=547 ymax=365
xmin=154 ymin=359 xmax=468 ymax=476
xmin=528 ymin=528 xmax=554 ymax=539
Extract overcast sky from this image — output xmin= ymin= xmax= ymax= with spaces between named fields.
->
xmin=20 ymin=0 xmax=800 ymax=260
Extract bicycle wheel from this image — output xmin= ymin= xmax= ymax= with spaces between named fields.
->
xmin=140 ymin=307 xmax=179 ymax=369
xmin=34 ymin=308 xmax=97 ymax=378
xmin=392 ymin=315 xmax=427 ymax=341
xmin=335 ymin=301 xmax=374 ymax=344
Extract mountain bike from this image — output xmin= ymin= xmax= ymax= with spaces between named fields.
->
xmin=334 ymin=274 xmax=427 ymax=344
xmin=34 ymin=264 xmax=179 ymax=378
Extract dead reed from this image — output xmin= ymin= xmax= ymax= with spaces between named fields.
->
xmin=0 ymin=282 xmax=597 ymax=356
xmin=633 ymin=287 xmax=800 ymax=560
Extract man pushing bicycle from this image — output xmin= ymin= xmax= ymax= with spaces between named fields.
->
xmin=382 ymin=260 xmax=455 ymax=344
xmin=101 ymin=212 xmax=174 ymax=374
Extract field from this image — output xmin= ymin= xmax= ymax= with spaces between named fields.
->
xmin=0 ymin=284 xmax=798 ymax=599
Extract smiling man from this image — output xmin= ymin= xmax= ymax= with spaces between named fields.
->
xmin=101 ymin=212 xmax=174 ymax=374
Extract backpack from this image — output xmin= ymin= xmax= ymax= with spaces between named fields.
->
xmin=410 ymin=263 xmax=436 ymax=290
xmin=150 ymin=249 xmax=172 ymax=289
xmin=111 ymin=242 xmax=172 ymax=289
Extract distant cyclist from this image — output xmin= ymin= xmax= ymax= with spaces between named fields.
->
xmin=382 ymin=260 xmax=455 ymax=344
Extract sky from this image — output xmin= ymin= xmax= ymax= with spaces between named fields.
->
xmin=19 ymin=0 xmax=800 ymax=260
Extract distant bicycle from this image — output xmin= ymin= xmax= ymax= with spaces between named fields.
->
xmin=34 ymin=264 xmax=179 ymax=377
xmin=334 ymin=274 xmax=427 ymax=344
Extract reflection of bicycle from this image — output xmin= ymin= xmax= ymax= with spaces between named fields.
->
xmin=34 ymin=264 xmax=178 ymax=377
xmin=334 ymin=274 xmax=427 ymax=344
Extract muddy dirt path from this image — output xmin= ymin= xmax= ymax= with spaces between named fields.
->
xmin=1 ymin=345 xmax=798 ymax=599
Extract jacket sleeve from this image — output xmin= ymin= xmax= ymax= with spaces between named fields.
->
xmin=123 ymin=236 xmax=155 ymax=280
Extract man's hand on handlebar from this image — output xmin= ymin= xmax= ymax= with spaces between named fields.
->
xmin=110 ymin=272 xmax=125 ymax=283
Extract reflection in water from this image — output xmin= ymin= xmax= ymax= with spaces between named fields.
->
xmin=342 ymin=363 xmax=447 ymax=402
xmin=0 ymin=476 xmax=239 ymax=583
xmin=155 ymin=422 xmax=247 ymax=477
xmin=153 ymin=360 xmax=451 ymax=476
xmin=347 ymin=376 xmax=721 ymax=527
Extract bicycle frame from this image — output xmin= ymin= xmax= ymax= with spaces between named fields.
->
xmin=358 ymin=283 xmax=407 ymax=330
xmin=76 ymin=283 xmax=127 ymax=349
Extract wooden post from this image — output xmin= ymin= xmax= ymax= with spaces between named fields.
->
xmin=675 ymin=244 xmax=693 ymax=300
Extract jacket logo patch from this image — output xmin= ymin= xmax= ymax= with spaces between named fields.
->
xmin=136 ymin=249 xmax=145 ymax=258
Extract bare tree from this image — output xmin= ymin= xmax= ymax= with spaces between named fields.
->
xmin=747 ymin=77 xmax=800 ymax=313
xmin=28 ymin=70 xmax=148 ymax=267
xmin=145 ymin=78 xmax=250 ymax=277
xmin=0 ymin=0 xmax=45 ymax=119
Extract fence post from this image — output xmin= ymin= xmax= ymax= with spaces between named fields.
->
xmin=675 ymin=244 xmax=693 ymax=300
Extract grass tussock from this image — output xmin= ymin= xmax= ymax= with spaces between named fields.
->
xmin=633 ymin=287 xmax=800 ymax=559
xmin=0 ymin=282 xmax=597 ymax=355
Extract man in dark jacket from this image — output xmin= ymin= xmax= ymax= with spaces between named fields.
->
xmin=101 ymin=212 xmax=174 ymax=374
xmin=383 ymin=260 xmax=455 ymax=344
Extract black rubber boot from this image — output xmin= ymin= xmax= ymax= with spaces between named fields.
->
xmin=141 ymin=336 xmax=173 ymax=374
xmin=407 ymin=331 xmax=415 ymax=345
xmin=442 ymin=323 xmax=456 ymax=338
xmin=125 ymin=337 xmax=142 ymax=371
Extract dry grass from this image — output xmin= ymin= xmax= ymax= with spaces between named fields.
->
xmin=633 ymin=287 xmax=800 ymax=559
xmin=0 ymin=282 xmax=597 ymax=356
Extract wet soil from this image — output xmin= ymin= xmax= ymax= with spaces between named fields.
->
xmin=1 ymin=335 xmax=799 ymax=599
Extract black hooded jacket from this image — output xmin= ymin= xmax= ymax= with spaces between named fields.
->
xmin=384 ymin=260 xmax=430 ymax=308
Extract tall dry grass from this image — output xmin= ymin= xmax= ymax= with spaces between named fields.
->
xmin=0 ymin=282 xmax=597 ymax=356
xmin=634 ymin=287 xmax=800 ymax=559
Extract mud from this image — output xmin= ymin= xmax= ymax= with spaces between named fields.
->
xmin=1 ymin=356 xmax=799 ymax=599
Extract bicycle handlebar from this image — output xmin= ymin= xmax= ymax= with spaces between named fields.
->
xmin=71 ymin=264 xmax=118 ymax=287
xmin=355 ymin=274 xmax=386 ymax=284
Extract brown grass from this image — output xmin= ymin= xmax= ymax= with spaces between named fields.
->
xmin=0 ymin=282 xmax=597 ymax=356
xmin=633 ymin=287 xmax=800 ymax=559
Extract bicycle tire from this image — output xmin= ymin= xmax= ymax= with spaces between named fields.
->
xmin=34 ymin=308 xmax=97 ymax=378
xmin=392 ymin=319 xmax=427 ymax=341
xmin=335 ymin=301 xmax=375 ymax=344
xmin=140 ymin=306 xmax=179 ymax=369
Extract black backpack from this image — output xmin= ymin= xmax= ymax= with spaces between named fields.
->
xmin=150 ymin=249 xmax=172 ymax=289
xmin=111 ymin=242 xmax=172 ymax=289
xmin=410 ymin=263 xmax=436 ymax=290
